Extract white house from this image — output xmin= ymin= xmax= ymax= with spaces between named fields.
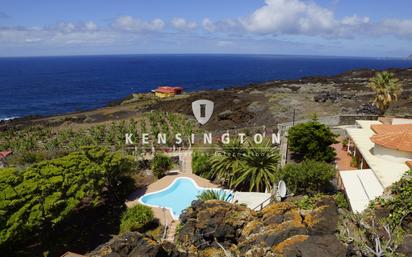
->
xmin=338 ymin=118 xmax=412 ymax=213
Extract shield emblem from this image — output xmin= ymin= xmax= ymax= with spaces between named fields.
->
xmin=192 ymin=99 xmax=214 ymax=125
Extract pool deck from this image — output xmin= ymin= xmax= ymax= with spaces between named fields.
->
xmin=125 ymin=172 xmax=220 ymax=225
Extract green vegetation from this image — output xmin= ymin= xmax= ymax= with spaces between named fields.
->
xmin=120 ymin=205 xmax=154 ymax=233
xmin=0 ymin=121 xmax=134 ymax=166
xmin=231 ymin=140 xmax=280 ymax=192
xmin=368 ymin=71 xmax=402 ymax=114
xmin=197 ymin=190 xmax=232 ymax=202
xmin=373 ymin=170 xmax=412 ymax=228
xmin=293 ymin=192 xmax=348 ymax=210
xmin=210 ymin=139 xmax=246 ymax=184
xmin=151 ymin=153 xmax=173 ymax=178
xmin=209 ymin=139 xmax=280 ymax=192
xmin=287 ymin=119 xmax=338 ymax=162
xmin=293 ymin=194 xmax=322 ymax=210
xmin=192 ymin=151 xmax=213 ymax=180
xmin=276 ymin=160 xmax=335 ymax=195
xmin=145 ymin=111 xmax=199 ymax=147
xmin=0 ymin=113 xmax=199 ymax=167
xmin=0 ymin=146 xmax=133 ymax=248
xmin=334 ymin=192 xmax=349 ymax=209
xmin=338 ymin=171 xmax=412 ymax=257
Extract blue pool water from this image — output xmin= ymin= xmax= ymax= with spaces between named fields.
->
xmin=140 ymin=177 xmax=230 ymax=219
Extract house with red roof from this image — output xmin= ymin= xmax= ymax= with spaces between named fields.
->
xmin=0 ymin=150 xmax=13 ymax=168
xmin=338 ymin=117 xmax=412 ymax=213
xmin=153 ymin=86 xmax=183 ymax=98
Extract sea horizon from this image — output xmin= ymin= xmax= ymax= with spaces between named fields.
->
xmin=0 ymin=52 xmax=410 ymax=59
xmin=1 ymin=54 xmax=412 ymax=120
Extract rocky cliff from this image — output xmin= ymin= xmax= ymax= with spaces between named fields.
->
xmin=88 ymin=196 xmax=347 ymax=257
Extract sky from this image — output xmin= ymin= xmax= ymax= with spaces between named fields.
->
xmin=0 ymin=0 xmax=412 ymax=57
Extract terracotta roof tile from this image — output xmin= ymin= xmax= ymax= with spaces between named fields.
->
xmin=371 ymin=124 xmax=412 ymax=135
xmin=0 ymin=151 xmax=12 ymax=159
xmin=155 ymin=86 xmax=183 ymax=93
xmin=370 ymin=131 xmax=412 ymax=153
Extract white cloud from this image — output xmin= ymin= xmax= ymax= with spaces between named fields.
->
xmin=202 ymin=18 xmax=215 ymax=32
xmin=56 ymin=22 xmax=76 ymax=33
xmin=379 ymin=19 xmax=412 ymax=37
xmin=112 ymin=16 xmax=165 ymax=32
xmin=237 ymin=0 xmax=412 ymax=39
xmin=2 ymin=8 xmax=412 ymax=56
xmin=172 ymin=18 xmax=197 ymax=30
xmin=241 ymin=0 xmax=336 ymax=35
xmin=84 ymin=21 xmax=97 ymax=31
xmin=341 ymin=15 xmax=370 ymax=26
xmin=0 ymin=22 xmax=112 ymax=46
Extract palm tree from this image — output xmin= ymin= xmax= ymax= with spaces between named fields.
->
xmin=210 ymin=139 xmax=246 ymax=185
xmin=231 ymin=140 xmax=280 ymax=192
xmin=368 ymin=71 xmax=401 ymax=114
xmin=197 ymin=190 xmax=232 ymax=201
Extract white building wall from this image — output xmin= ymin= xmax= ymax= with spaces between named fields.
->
xmin=373 ymin=144 xmax=412 ymax=163
xmin=391 ymin=118 xmax=412 ymax=125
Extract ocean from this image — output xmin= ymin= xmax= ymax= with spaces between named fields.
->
xmin=0 ymin=54 xmax=411 ymax=120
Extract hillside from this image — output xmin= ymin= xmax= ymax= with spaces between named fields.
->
xmin=1 ymin=67 xmax=412 ymax=133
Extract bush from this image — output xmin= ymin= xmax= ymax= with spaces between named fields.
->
xmin=334 ymin=192 xmax=349 ymax=209
xmin=197 ymin=189 xmax=232 ymax=201
xmin=151 ymin=153 xmax=172 ymax=178
xmin=192 ymin=151 xmax=213 ymax=179
xmin=120 ymin=205 xmax=154 ymax=233
xmin=288 ymin=120 xmax=338 ymax=162
xmin=276 ymin=160 xmax=335 ymax=195
xmin=293 ymin=194 xmax=323 ymax=210
xmin=12 ymin=151 xmax=46 ymax=165
xmin=376 ymin=170 xmax=412 ymax=227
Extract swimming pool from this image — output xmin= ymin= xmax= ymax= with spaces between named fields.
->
xmin=139 ymin=177 xmax=232 ymax=220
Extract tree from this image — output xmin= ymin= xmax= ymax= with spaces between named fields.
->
xmin=368 ymin=71 xmax=401 ymax=114
xmin=275 ymin=160 xmax=335 ymax=195
xmin=231 ymin=140 xmax=280 ymax=192
xmin=210 ymin=139 xmax=280 ymax=192
xmin=196 ymin=190 xmax=232 ymax=202
xmin=0 ymin=146 xmax=133 ymax=248
xmin=151 ymin=153 xmax=172 ymax=178
xmin=288 ymin=120 xmax=338 ymax=162
xmin=210 ymin=139 xmax=246 ymax=185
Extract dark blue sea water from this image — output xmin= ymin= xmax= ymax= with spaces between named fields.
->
xmin=0 ymin=54 xmax=411 ymax=120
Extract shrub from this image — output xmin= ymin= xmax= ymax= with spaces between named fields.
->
xmin=120 ymin=205 xmax=154 ymax=233
xmin=192 ymin=151 xmax=213 ymax=179
xmin=151 ymin=153 xmax=172 ymax=178
xmin=197 ymin=189 xmax=232 ymax=201
xmin=350 ymin=156 xmax=359 ymax=168
xmin=288 ymin=120 xmax=338 ymax=162
xmin=293 ymin=194 xmax=322 ymax=210
xmin=276 ymin=160 xmax=335 ymax=195
xmin=377 ymin=170 xmax=412 ymax=227
xmin=13 ymin=151 xmax=46 ymax=164
xmin=334 ymin=192 xmax=349 ymax=209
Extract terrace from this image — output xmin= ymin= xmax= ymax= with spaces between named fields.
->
xmin=337 ymin=118 xmax=412 ymax=213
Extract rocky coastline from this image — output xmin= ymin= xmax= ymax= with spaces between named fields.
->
xmin=1 ymin=66 xmax=411 ymax=132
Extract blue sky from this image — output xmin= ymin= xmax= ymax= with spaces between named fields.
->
xmin=0 ymin=0 xmax=411 ymax=57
